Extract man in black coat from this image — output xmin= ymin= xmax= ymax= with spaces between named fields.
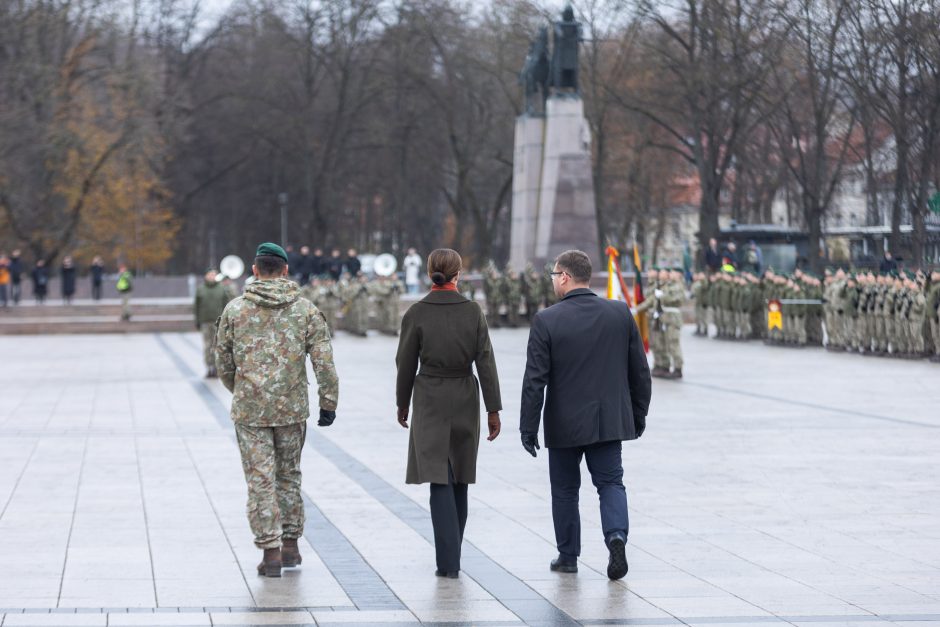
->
xmin=520 ymin=249 xmax=651 ymax=581
xmin=704 ymin=238 xmax=721 ymax=273
xmin=345 ymin=248 xmax=362 ymax=277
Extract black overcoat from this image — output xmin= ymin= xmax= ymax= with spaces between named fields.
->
xmin=396 ymin=290 xmax=502 ymax=484
xmin=520 ymin=288 xmax=651 ymax=449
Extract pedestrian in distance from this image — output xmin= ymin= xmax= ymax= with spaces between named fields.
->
xmin=9 ymin=249 xmax=23 ymax=305
xmin=520 ymin=249 xmax=652 ymax=581
xmin=403 ymin=247 xmax=422 ymax=295
xmin=116 ymin=264 xmax=133 ymax=320
xmin=0 ymin=254 xmax=10 ymax=308
xmin=327 ymin=249 xmax=344 ymax=281
xmin=704 ymin=237 xmax=721 ymax=273
xmin=61 ymin=255 xmax=76 ymax=304
xmin=395 ymin=248 xmax=502 ymax=579
xmin=345 ymin=248 xmax=362 ymax=277
xmin=32 ymin=259 xmax=49 ymax=304
xmin=194 ymin=268 xmax=233 ymax=378
xmin=90 ymin=256 xmax=105 ymax=300
xmin=215 ymin=243 xmax=339 ymax=578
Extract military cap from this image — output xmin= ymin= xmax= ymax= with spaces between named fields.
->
xmin=255 ymin=242 xmax=288 ymax=262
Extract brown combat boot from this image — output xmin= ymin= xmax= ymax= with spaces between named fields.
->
xmin=257 ymin=547 xmax=282 ymax=577
xmin=282 ymin=538 xmax=302 ymax=568
xmin=651 ymin=367 xmax=669 ymax=378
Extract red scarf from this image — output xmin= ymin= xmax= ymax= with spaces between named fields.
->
xmin=431 ymin=281 xmax=458 ymax=292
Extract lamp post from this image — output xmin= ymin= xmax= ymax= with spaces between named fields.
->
xmin=278 ymin=192 xmax=289 ymax=246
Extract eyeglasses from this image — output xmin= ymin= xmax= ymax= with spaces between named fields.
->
xmin=549 ymin=271 xmax=567 ymax=278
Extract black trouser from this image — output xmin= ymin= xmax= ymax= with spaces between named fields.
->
xmin=549 ymin=440 xmax=628 ymax=558
xmin=429 ymin=462 xmax=468 ymax=573
xmin=92 ymin=282 xmax=102 ymax=300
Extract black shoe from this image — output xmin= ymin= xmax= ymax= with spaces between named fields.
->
xmin=435 ymin=570 xmax=459 ymax=578
xmin=607 ymin=537 xmax=628 ymax=580
xmin=550 ymin=556 xmax=578 ymax=573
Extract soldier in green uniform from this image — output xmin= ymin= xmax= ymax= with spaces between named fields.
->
xmin=215 ymin=243 xmax=339 ymax=578
xmin=907 ymin=276 xmax=927 ymax=357
xmin=343 ymin=274 xmax=371 ymax=337
xmin=461 ymin=273 xmax=476 ymax=301
xmin=316 ymin=279 xmax=341 ymax=336
xmin=500 ymin=264 xmax=522 ymax=328
xmin=927 ymin=270 xmax=940 ymax=361
xmin=194 ymin=269 xmax=232 ymax=377
xmin=748 ymin=272 xmax=765 ymax=340
xmin=636 ymin=269 xmax=670 ymax=377
xmin=482 ymin=262 xmax=501 ymax=328
xmin=542 ymin=262 xmax=559 ymax=307
xmin=371 ymin=275 xmax=403 ymax=335
xmin=691 ymin=271 xmax=708 ymax=336
xmin=662 ymin=269 xmax=686 ymax=377
xmin=522 ymin=262 xmax=542 ymax=322
xmin=872 ymin=274 xmax=889 ymax=355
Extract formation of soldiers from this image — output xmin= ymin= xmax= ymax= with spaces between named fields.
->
xmin=636 ymin=269 xmax=686 ymax=379
xmin=690 ymin=267 xmax=940 ymax=361
xmin=479 ymin=261 xmax=559 ymax=328
xmin=299 ymin=275 xmax=402 ymax=337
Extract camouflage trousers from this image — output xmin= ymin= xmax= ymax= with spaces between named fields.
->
xmin=120 ymin=294 xmax=131 ymax=320
xmin=649 ymin=326 xmax=668 ymax=370
xmin=694 ymin=303 xmax=707 ymax=334
xmin=663 ymin=314 xmax=683 ymax=370
xmin=234 ymin=422 xmax=307 ymax=549
xmin=321 ymin=305 xmax=337 ymax=335
xmin=200 ymin=322 xmax=217 ymax=368
xmin=931 ymin=317 xmax=940 ymax=356
xmin=375 ymin=299 xmax=399 ymax=334
xmin=345 ymin=302 xmax=369 ymax=335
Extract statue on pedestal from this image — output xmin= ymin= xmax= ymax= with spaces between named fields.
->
xmin=550 ymin=5 xmax=582 ymax=93
xmin=519 ymin=27 xmax=550 ymax=115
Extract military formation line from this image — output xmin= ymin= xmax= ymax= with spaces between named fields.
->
xmin=690 ymin=268 xmax=940 ymax=361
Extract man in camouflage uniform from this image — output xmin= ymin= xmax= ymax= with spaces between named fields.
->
xmin=500 ymin=264 xmax=522 ymax=328
xmin=927 ymin=270 xmax=940 ymax=361
xmin=662 ymin=269 xmax=686 ymax=377
xmin=216 ymin=242 xmax=339 ymax=578
xmin=194 ymin=269 xmax=232 ymax=377
xmin=370 ymin=275 xmax=402 ymax=335
xmin=343 ymin=274 xmax=371 ymax=337
xmin=691 ymin=272 xmax=708 ymax=336
xmin=522 ymin=262 xmax=542 ymax=322
xmin=636 ymin=269 xmax=670 ymax=377
xmin=542 ymin=262 xmax=559 ymax=307
xmin=482 ymin=262 xmax=501 ymax=328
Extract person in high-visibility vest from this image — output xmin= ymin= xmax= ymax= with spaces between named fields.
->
xmin=116 ymin=264 xmax=133 ymax=321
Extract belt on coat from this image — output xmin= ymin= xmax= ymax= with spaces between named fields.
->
xmin=418 ymin=365 xmax=473 ymax=378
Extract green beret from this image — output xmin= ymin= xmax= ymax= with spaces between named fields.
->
xmin=256 ymin=242 xmax=288 ymax=262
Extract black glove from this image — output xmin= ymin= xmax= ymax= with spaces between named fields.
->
xmin=521 ymin=432 xmax=540 ymax=457
xmin=318 ymin=409 xmax=336 ymax=427
xmin=634 ymin=414 xmax=646 ymax=438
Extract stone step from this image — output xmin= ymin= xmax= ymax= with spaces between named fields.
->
xmin=0 ymin=317 xmax=194 ymax=335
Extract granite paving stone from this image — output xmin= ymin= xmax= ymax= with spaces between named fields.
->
xmin=0 ymin=329 xmax=937 ymax=625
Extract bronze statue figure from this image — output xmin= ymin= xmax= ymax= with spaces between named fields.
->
xmin=550 ymin=4 xmax=582 ymax=92
xmin=520 ymin=27 xmax=550 ymax=114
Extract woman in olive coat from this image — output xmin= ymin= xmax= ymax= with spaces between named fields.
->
xmin=396 ymin=248 xmax=502 ymax=578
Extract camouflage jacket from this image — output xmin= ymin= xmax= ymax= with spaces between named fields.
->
xmin=215 ymin=277 xmax=338 ymax=427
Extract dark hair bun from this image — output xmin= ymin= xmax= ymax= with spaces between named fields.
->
xmin=431 ymin=271 xmax=448 ymax=286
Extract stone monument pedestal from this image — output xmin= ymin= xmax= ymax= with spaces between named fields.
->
xmin=509 ymin=95 xmax=598 ymax=271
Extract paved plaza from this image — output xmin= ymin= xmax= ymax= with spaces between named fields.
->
xmin=0 ymin=327 xmax=938 ymax=626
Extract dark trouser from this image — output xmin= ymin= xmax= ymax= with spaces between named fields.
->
xmin=12 ymin=282 xmax=21 ymax=304
xmin=548 ymin=440 xmax=628 ymax=558
xmin=429 ymin=462 xmax=468 ymax=572
xmin=92 ymin=282 xmax=102 ymax=300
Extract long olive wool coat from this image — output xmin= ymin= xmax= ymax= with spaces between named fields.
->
xmin=396 ymin=290 xmax=502 ymax=485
